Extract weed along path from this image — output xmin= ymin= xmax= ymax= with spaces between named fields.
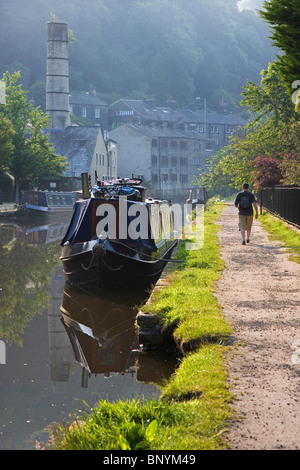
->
xmin=216 ymin=202 xmax=300 ymax=450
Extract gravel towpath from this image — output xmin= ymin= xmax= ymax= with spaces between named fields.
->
xmin=216 ymin=202 xmax=300 ymax=450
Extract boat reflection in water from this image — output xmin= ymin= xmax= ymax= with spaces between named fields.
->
xmin=60 ymin=283 xmax=179 ymax=388
xmin=19 ymin=221 xmax=70 ymax=245
xmin=60 ymin=283 xmax=144 ymax=387
xmin=0 ymin=219 xmax=178 ymax=450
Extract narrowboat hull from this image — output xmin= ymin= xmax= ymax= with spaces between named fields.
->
xmin=60 ymin=191 xmax=178 ymax=289
xmin=61 ymin=237 xmax=177 ymax=289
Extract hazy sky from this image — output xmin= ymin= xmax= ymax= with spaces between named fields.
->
xmin=237 ymin=0 xmax=264 ymax=11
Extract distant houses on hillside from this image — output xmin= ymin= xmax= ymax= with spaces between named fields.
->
xmin=52 ymin=91 xmax=246 ymax=199
xmin=108 ymin=98 xmax=246 ymax=199
xmin=32 ymin=23 xmax=245 ymax=201
xmin=108 ymin=98 xmax=246 ymax=149
xmin=69 ymin=91 xmax=109 ymax=130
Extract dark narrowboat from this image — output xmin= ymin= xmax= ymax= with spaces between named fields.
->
xmin=60 ymin=176 xmax=178 ymax=290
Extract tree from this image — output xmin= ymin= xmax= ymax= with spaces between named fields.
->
xmin=0 ymin=117 xmax=15 ymax=173
xmin=241 ymin=61 xmax=296 ymax=125
xmin=279 ymin=153 xmax=300 ymax=185
xmin=259 ymin=0 xmax=300 ymax=91
xmin=196 ymin=61 xmax=300 ymax=192
xmin=194 ymin=147 xmax=238 ymax=196
xmin=0 ymin=71 xmax=67 ymax=201
xmin=253 ymin=155 xmax=282 ymax=189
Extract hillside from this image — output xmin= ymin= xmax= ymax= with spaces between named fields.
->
xmin=0 ymin=0 xmax=275 ymax=112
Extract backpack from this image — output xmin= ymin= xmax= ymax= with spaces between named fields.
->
xmin=239 ymin=194 xmax=251 ymax=209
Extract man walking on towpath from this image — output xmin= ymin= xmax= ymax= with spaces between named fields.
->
xmin=235 ymin=183 xmax=258 ymax=245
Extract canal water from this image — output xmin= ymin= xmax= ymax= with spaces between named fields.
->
xmin=0 ymin=217 xmax=176 ymax=450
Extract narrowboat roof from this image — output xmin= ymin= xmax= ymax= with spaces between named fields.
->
xmin=61 ymin=197 xmax=157 ymax=252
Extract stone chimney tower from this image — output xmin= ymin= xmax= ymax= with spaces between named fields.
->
xmin=46 ymin=22 xmax=71 ymax=129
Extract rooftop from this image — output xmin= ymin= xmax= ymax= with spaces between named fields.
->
xmin=110 ymin=98 xmax=247 ymax=126
xmin=47 ymin=126 xmax=103 ymax=177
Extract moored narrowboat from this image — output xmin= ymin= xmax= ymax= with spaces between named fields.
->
xmin=18 ymin=190 xmax=78 ymax=216
xmin=60 ymin=176 xmax=178 ymax=290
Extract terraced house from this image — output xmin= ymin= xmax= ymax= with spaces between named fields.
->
xmin=69 ymin=90 xmax=109 ymax=129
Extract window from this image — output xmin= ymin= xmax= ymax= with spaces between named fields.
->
xmin=193 ymin=142 xmax=201 ymax=150
xmin=171 ymin=174 xmax=177 ymax=182
xmin=152 ymin=155 xmax=158 ymax=165
xmin=152 ymin=174 xmax=158 ymax=182
xmin=180 ymin=157 xmax=188 ymax=166
xmin=95 ymin=107 xmax=100 ymax=118
xmin=171 ymin=140 xmax=177 ymax=148
xmin=81 ymin=106 xmax=87 ymax=118
xmin=193 ymin=158 xmax=200 ymax=166
xmin=161 ymin=156 xmax=168 ymax=167
xmin=171 ymin=156 xmax=177 ymax=165
xmin=180 ymin=174 xmax=188 ymax=183
xmin=180 ymin=140 xmax=187 ymax=149
xmin=161 ymin=139 xmax=168 ymax=148
xmin=118 ymin=110 xmax=134 ymax=116
xmin=162 ymin=174 xmax=168 ymax=182
xmin=210 ymin=125 xmax=219 ymax=133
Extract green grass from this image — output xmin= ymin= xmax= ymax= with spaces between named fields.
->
xmin=49 ymin=399 xmax=182 ymax=451
xmin=141 ymin=200 xmax=232 ymax=351
xmin=47 ymin=199 xmax=234 ymax=450
xmin=158 ymin=344 xmax=233 ymax=450
xmin=259 ymin=211 xmax=300 ymax=264
xmin=49 ymin=378 xmax=232 ymax=451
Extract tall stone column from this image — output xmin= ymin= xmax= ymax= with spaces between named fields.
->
xmin=46 ymin=22 xmax=71 ymax=129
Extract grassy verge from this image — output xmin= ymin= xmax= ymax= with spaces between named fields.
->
xmin=141 ymin=199 xmax=232 ymax=352
xmin=259 ymin=211 xmax=300 ymax=264
xmin=48 ymin=200 xmax=234 ymax=450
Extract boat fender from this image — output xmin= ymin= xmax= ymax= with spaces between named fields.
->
xmin=92 ymin=243 xmax=106 ymax=258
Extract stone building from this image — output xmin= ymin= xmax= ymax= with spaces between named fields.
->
xmin=48 ymin=126 xmax=117 ymax=190
xmin=109 ymin=98 xmax=246 ymax=151
xmin=109 ymin=123 xmax=215 ymax=200
xmin=69 ymin=91 xmax=109 ymax=129
xmin=108 ymin=98 xmax=246 ymax=199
